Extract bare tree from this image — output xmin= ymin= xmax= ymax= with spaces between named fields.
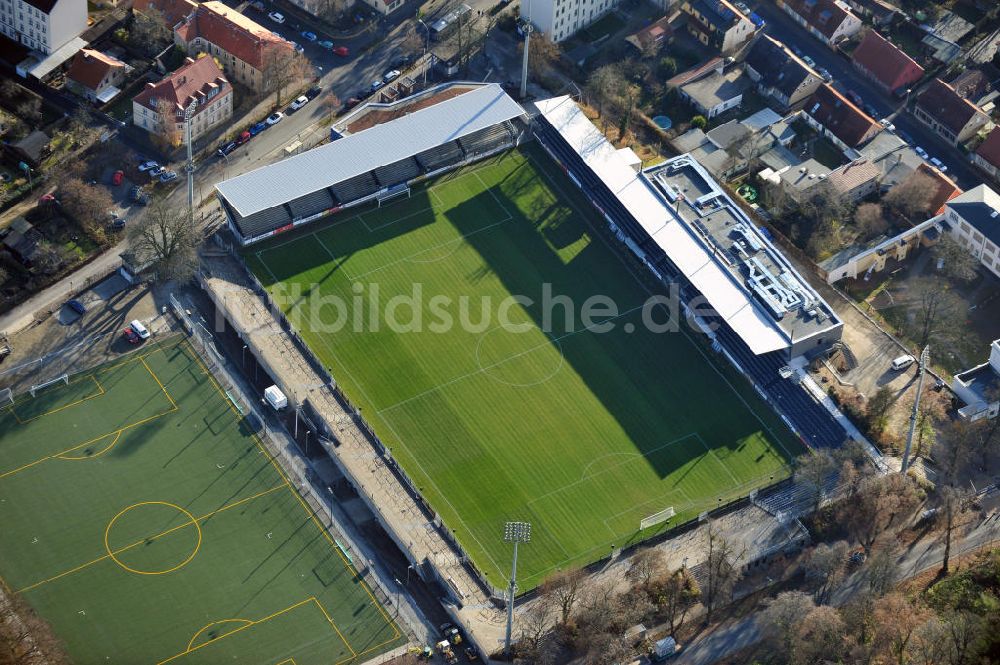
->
xmin=153 ymin=97 xmax=181 ymax=150
xmin=936 ymin=485 xmax=970 ymax=574
xmin=854 ymin=202 xmax=889 ymax=237
xmin=760 ymin=591 xmax=815 ymax=662
xmin=884 ymin=171 xmax=937 ymax=220
xmin=541 ymin=568 xmax=584 ymax=625
xmin=932 ymin=235 xmax=980 ymax=282
xmin=866 ymin=386 xmax=896 ymax=435
xmin=910 ymin=616 xmax=957 ymax=665
xmin=864 ymin=542 xmax=897 ymax=598
xmin=518 ymin=33 xmax=560 ymax=80
xmin=131 ymin=6 xmax=172 ymax=54
xmin=126 ymin=199 xmax=199 ymax=281
xmin=871 ymin=593 xmax=932 ymax=665
xmin=792 ymin=605 xmax=846 ymax=665
xmin=518 ymin=597 xmax=554 ymax=661
xmin=649 ymin=567 xmax=699 ymax=634
xmin=702 ymin=522 xmax=745 ymax=622
xmin=803 ymin=540 xmax=848 ymax=604
xmin=586 ymin=63 xmax=622 ymax=124
xmin=626 ymin=547 xmax=663 ymax=587
xmin=794 ymin=450 xmax=836 ymax=512
xmin=17 ymin=97 xmax=42 ymax=124
xmin=0 ymin=591 xmax=71 ymax=665
xmin=840 ymin=473 xmax=921 ymax=551
xmin=59 ymin=177 xmax=113 ymax=244
xmin=913 ymin=281 xmax=960 ymax=348
xmin=262 ymin=46 xmax=311 ymax=107
xmin=32 ymin=241 xmax=70 ymax=274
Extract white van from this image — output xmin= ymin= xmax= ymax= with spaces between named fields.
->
xmin=130 ymin=319 xmax=150 ymax=339
xmin=891 ymin=354 xmax=915 ymax=371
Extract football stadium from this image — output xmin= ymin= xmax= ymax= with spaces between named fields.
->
xmin=215 ymin=83 xmax=846 ymax=590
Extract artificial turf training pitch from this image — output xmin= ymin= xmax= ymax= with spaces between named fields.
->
xmin=0 ymin=338 xmax=403 ymax=664
xmin=246 ymin=146 xmax=805 ymax=590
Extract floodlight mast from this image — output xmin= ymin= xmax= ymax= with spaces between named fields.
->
xmin=901 ymin=345 xmax=930 ymax=473
xmin=503 ymin=521 xmax=531 ymax=658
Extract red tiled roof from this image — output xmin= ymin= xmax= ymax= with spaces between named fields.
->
xmin=133 ymin=56 xmax=229 ymax=114
xmin=174 ymin=1 xmax=292 ymax=71
xmin=805 ymin=83 xmax=881 ymax=147
xmin=975 ymin=127 xmax=1000 ymax=169
xmin=851 ymin=30 xmax=923 ymax=92
xmin=133 ymin=0 xmax=197 ymax=28
xmin=827 ymin=159 xmax=880 ymax=194
xmin=915 ymin=79 xmax=985 ymax=137
xmin=915 ymin=163 xmax=962 ymax=215
xmin=781 ymin=0 xmax=855 ymax=39
xmin=67 ymin=48 xmax=125 ymax=91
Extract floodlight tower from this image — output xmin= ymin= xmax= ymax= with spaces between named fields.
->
xmin=519 ymin=12 xmax=533 ymax=100
xmin=901 ymin=345 xmax=930 ymax=473
xmin=183 ymin=99 xmax=198 ymax=221
xmin=503 ymin=521 xmax=531 ymax=658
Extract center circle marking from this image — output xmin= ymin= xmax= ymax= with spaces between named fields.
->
xmin=104 ymin=501 xmax=202 ymax=575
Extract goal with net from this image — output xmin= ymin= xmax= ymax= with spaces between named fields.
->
xmin=0 ymin=387 xmax=12 ymax=407
xmin=377 ymin=184 xmax=410 ymax=207
xmin=29 ymin=373 xmax=68 ymax=398
xmin=639 ymin=506 xmax=675 ymax=531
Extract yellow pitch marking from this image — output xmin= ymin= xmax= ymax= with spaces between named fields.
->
xmin=10 ymin=375 xmax=105 ymax=424
xmin=186 ymin=619 xmax=254 ymax=651
xmin=104 ymin=501 xmax=202 ymax=576
xmin=56 ymin=430 xmax=122 ymax=460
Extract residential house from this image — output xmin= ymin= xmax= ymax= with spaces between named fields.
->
xmin=952 ymin=339 xmax=1000 ymax=421
xmin=174 ymin=1 xmax=294 ymax=91
xmin=66 ymin=48 xmax=128 ymax=103
xmin=949 ymin=63 xmax=1000 ymax=113
xmin=678 ymin=64 xmax=751 ymax=119
xmin=943 ymin=184 xmax=1000 ymax=278
xmin=680 ymin=0 xmax=756 ymax=54
xmin=802 ymin=83 xmax=881 ymax=152
xmin=775 ymin=0 xmax=862 ymax=47
xmin=674 ymin=108 xmax=795 ymax=179
xmin=0 ymin=0 xmax=86 ymax=55
xmin=843 ymin=0 xmax=896 ymax=25
xmin=850 ymin=30 xmax=923 ymax=96
xmin=522 ymin=0 xmax=619 ymax=43
xmin=824 ymin=158 xmax=880 ymax=202
xmin=743 ymin=34 xmax=821 ymax=110
xmin=972 ymin=126 xmax=1000 ymax=180
xmin=0 ymin=216 xmax=41 ymax=266
xmin=4 ymin=129 xmax=50 ymax=167
xmin=913 ymin=78 xmax=991 ymax=146
xmin=858 ymin=130 xmax=961 ymax=209
xmin=132 ymin=56 xmax=233 ymax=143
xmin=626 ymin=16 xmax=673 ymax=54
xmin=132 ymin=0 xmax=197 ymax=28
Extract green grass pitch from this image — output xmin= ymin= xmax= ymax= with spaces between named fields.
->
xmin=0 ymin=338 xmax=403 ymax=664
xmin=245 ymin=146 xmax=804 ymax=589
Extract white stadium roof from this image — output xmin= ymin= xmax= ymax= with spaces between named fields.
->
xmin=534 ymin=96 xmax=790 ymax=355
xmin=216 ymin=83 xmax=525 ymax=218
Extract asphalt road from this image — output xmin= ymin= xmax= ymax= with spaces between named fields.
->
xmin=749 ymin=0 xmax=981 ymax=190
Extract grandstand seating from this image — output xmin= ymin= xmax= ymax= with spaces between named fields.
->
xmin=533 ymin=117 xmax=846 ymax=450
xmin=414 ymin=140 xmax=466 ymax=172
xmin=457 ymin=123 xmax=516 ymax=157
xmin=234 ymin=205 xmax=293 ymax=239
xmin=330 ymin=171 xmax=380 ymax=204
xmin=287 ymin=188 xmax=335 ymax=220
xmin=373 ymin=157 xmax=422 ymax=188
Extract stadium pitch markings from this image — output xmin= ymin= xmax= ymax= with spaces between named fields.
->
xmin=186 ymin=342 xmax=403 ymax=644
xmin=473 ymin=324 xmax=565 ymax=388
xmin=157 ymin=597 xmax=355 ymax=665
xmin=9 ymin=375 xmax=105 ymax=424
xmin=55 ymin=430 xmax=122 ymax=460
xmin=15 ymin=484 xmax=286 ymax=594
xmin=104 ymin=501 xmax=202 ymax=575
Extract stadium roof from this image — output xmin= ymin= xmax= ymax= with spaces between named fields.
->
xmin=534 ymin=96 xmax=839 ymax=356
xmin=216 ymin=84 xmax=525 ymax=218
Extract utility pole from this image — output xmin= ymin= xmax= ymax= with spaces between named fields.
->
xmin=416 ymin=18 xmax=430 ymax=86
xmin=902 ymin=345 xmax=930 ymax=473
xmin=519 ymin=17 xmax=533 ymax=100
xmin=503 ymin=521 xmax=530 ymax=658
xmin=184 ymin=100 xmax=197 ymax=222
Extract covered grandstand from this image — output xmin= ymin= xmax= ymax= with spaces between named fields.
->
xmin=532 ymin=95 xmax=849 ymax=448
xmin=216 ymin=83 xmax=528 ymax=244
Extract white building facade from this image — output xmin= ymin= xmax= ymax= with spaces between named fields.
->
xmin=944 ymin=184 xmax=1000 ymax=279
xmin=0 ymin=0 xmax=86 ymax=55
xmin=522 ymin=0 xmax=619 ymax=43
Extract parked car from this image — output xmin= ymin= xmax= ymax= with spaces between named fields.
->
xmin=317 ymin=39 xmax=334 ymax=49
xmin=122 ymin=327 xmax=141 ymax=344
xmin=332 ymin=45 xmax=349 ymax=57
xmin=863 ymin=103 xmax=879 ymax=118
xmin=38 ymin=193 xmax=56 ymax=204
xmin=343 ymin=97 xmax=361 ymax=110
xmin=217 ymin=140 xmax=237 ymax=157
xmin=305 ymin=85 xmax=322 ymax=100
xmin=879 ymin=118 xmax=895 ymax=131
xmin=891 ymin=354 xmax=915 ymax=371
xmin=370 ymin=79 xmax=385 ymax=92
xmin=236 ymin=130 xmax=252 ymax=145
xmin=300 ymin=30 xmax=317 ymax=41
xmin=929 ymin=157 xmax=948 ymax=172
xmin=290 ymin=41 xmax=304 ymax=53
xmin=817 ymin=67 xmax=832 ymax=82
xmin=112 ymin=170 xmax=124 ymax=186
xmin=266 ymin=111 xmax=284 ymax=125
xmin=138 ymin=160 xmax=159 ymax=172
xmin=288 ymin=95 xmax=309 ymax=112
xmin=130 ymin=185 xmax=149 ymax=205
xmin=802 ymin=55 xmax=816 ymax=68
xmin=734 ymin=0 xmax=750 ymax=13
xmin=383 ymin=69 xmax=401 ymax=83
xmin=149 ymin=165 xmax=165 ymax=177
xmin=66 ymin=299 xmax=86 ymax=315
xmin=915 ymin=146 xmax=928 ymax=159
xmin=130 ymin=319 xmax=150 ymax=339
xmin=249 ymin=121 xmax=268 ymax=135
xmin=845 ymin=90 xmax=863 ymax=106
xmin=268 ymin=11 xmax=284 ymax=23
xmin=159 ymin=170 xmax=178 ymax=183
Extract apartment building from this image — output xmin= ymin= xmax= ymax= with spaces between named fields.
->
xmin=132 ymin=55 xmax=232 ymax=143
xmin=521 ymin=0 xmax=619 ymax=43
